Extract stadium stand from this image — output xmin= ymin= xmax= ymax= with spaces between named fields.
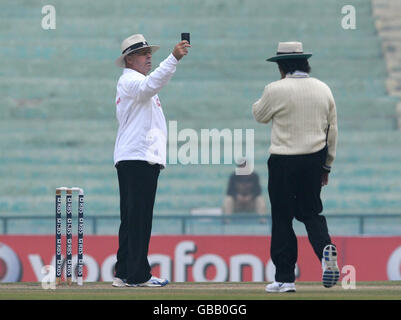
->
xmin=372 ymin=0 xmax=401 ymax=127
xmin=0 ymin=0 xmax=400 ymax=235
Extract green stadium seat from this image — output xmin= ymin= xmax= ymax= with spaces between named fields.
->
xmin=0 ymin=0 xmax=400 ymax=235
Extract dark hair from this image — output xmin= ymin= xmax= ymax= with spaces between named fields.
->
xmin=277 ymin=58 xmax=311 ymax=75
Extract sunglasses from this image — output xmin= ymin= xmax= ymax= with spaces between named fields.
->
xmin=134 ymin=48 xmax=152 ymax=56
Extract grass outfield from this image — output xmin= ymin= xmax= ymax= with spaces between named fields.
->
xmin=0 ymin=281 xmax=400 ymax=300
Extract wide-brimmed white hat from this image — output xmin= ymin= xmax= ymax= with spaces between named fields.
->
xmin=115 ymin=34 xmax=160 ymax=68
xmin=266 ymin=41 xmax=312 ymax=62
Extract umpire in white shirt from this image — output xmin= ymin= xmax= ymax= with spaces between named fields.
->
xmin=112 ymin=34 xmax=190 ymax=287
xmin=253 ymin=42 xmax=339 ymax=292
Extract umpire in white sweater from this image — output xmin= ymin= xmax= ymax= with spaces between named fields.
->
xmin=253 ymin=42 xmax=339 ymax=292
xmin=112 ymin=34 xmax=190 ymax=287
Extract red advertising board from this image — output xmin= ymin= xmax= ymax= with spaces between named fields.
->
xmin=0 ymin=235 xmax=401 ymax=282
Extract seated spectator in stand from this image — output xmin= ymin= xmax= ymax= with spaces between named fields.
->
xmin=223 ymin=159 xmax=267 ymax=216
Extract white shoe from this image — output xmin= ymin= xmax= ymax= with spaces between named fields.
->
xmin=265 ymin=281 xmax=296 ymax=293
xmin=126 ymin=276 xmax=169 ymax=287
xmin=322 ymin=244 xmax=340 ymax=288
xmin=112 ymin=277 xmax=127 ymax=287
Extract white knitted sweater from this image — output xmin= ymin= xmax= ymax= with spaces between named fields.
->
xmin=252 ymin=74 xmax=338 ymax=170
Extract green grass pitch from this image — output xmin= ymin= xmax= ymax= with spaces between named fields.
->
xmin=0 ymin=281 xmax=400 ymax=300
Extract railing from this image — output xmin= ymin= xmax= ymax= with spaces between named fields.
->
xmin=0 ymin=213 xmax=401 ymax=235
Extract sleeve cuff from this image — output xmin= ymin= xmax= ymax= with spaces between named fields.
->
xmin=322 ymin=164 xmax=331 ymax=173
xmin=168 ymin=53 xmax=179 ymax=65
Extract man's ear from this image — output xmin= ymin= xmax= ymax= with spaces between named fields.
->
xmin=125 ymin=54 xmax=134 ymax=67
xmin=124 ymin=56 xmax=130 ymax=67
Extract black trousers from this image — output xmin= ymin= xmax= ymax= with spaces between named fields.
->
xmin=114 ymin=160 xmax=160 ymax=284
xmin=268 ymin=148 xmax=332 ymax=283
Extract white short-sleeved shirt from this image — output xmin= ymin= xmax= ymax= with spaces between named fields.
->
xmin=113 ymin=53 xmax=178 ymax=168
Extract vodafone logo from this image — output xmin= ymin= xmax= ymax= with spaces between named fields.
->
xmin=0 ymin=242 xmax=22 ymax=282
xmin=150 ymin=241 xmax=298 ymax=282
xmin=2 ymin=236 xmax=401 ymax=282
xmin=387 ymin=245 xmax=401 ymax=280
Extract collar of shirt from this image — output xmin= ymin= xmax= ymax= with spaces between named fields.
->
xmin=123 ymin=67 xmax=145 ymax=78
xmin=286 ymin=70 xmax=309 ymax=78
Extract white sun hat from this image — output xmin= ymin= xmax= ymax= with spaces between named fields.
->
xmin=115 ymin=34 xmax=160 ymax=68
xmin=266 ymin=41 xmax=312 ymax=62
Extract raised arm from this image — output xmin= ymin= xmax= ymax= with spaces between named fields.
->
xmin=121 ymin=41 xmax=190 ymax=102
